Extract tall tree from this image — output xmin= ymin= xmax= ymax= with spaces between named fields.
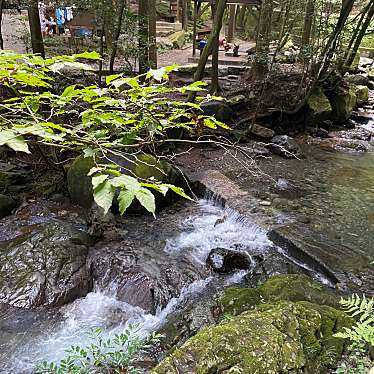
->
xmin=28 ymin=0 xmax=45 ymax=57
xmin=252 ymin=0 xmax=273 ymax=80
xmin=149 ymin=0 xmax=157 ymax=68
xmin=0 ymin=0 xmax=4 ymax=50
xmin=227 ymin=4 xmax=236 ymax=42
xmin=301 ymin=0 xmax=314 ymax=48
xmin=188 ymin=0 xmax=227 ymax=101
xmin=109 ymin=0 xmax=127 ymax=74
xmin=138 ymin=0 xmax=149 ymax=73
xmin=181 ymin=0 xmax=189 ymax=30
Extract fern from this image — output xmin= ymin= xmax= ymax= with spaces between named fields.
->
xmin=334 ymin=294 xmax=374 ymax=346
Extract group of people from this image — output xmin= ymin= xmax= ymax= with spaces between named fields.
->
xmin=38 ymin=1 xmax=74 ymax=37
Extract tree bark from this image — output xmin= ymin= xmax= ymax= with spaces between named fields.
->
xmin=252 ymin=0 xmax=273 ymax=81
xmin=301 ymin=0 xmax=314 ymax=48
xmin=227 ymin=4 xmax=236 ymax=42
xmin=28 ymin=0 xmax=45 ymax=57
xmin=109 ymin=0 xmax=127 ymax=74
xmin=344 ymin=0 xmax=374 ymax=71
xmin=188 ymin=0 xmax=226 ymax=102
xmin=181 ymin=0 xmax=188 ymax=30
xmin=138 ymin=0 xmax=149 ymax=73
xmin=236 ymin=5 xmax=247 ymax=29
xmin=0 ymin=0 xmax=4 ymax=50
xmin=149 ymin=0 xmax=157 ymax=68
xmin=211 ymin=4 xmax=220 ymax=94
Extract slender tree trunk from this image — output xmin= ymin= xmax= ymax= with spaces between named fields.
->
xmin=344 ymin=0 xmax=374 ymax=71
xmin=236 ymin=5 xmax=247 ymax=29
xmin=28 ymin=0 xmax=45 ymax=57
xmin=188 ymin=0 xmax=226 ymax=102
xmin=252 ymin=0 xmax=273 ymax=80
xmin=98 ymin=18 xmax=105 ymax=87
xmin=301 ymin=0 xmax=314 ymax=48
xmin=211 ymin=4 xmax=220 ymax=94
xmin=109 ymin=0 xmax=127 ymax=74
xmin=149 ymin=0 xmax=157 ymax=68
xmin=181 ymin=0 xmax=188 ymax=30
xmin=227 ymin=4 xmax=236 ymax=42
xmin=0 ymin=0 xmax=4 ymax=50
xmin=138 ymin=0 xmax=149 ymax=73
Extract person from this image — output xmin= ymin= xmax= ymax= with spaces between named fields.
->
xmin=56 ymin=7 xmax=65 ymax=34
xmin=38 ymin=2 xmax=47 ymax=37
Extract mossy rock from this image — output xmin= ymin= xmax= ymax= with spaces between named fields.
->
xmin=368 ymin=69 xmax=374 ymax=81
xmin=329 ymin=86 xmax=357 ymax=123
xmin=170 ymin=31 xmax=186 ymax=49
xmin=352 ymin=84 xmax=369 ymax=105
xmin=219 ymin=274 xmax=338 ymax=317
xmin=307 ymin=87 xmax=332 ymax=123
xmin=152 ymin=301 xmax=352 ymax=374
xmin=67 ymin=154 xmax=180 ymax=210
xmin=0 ymin=194 xmax=17 ymax=218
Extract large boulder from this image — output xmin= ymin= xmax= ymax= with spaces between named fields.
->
xmin=307 ymin=87 xmax=332 ymax=123
xmin=249 ymin=123 xmax=275 ymax=139
xmin=67 ymin=154 xmax=181 ymax=210
xmin=345 ymin=74 xmax=370 ymax=87
xmin=0 ymin=162 xmax=32 ymax=194
xmin=170 ymin=31 xmax=186 ymax=49
xmin=352 ymin=84 xmax=369 ymax=105
xmin=329 ymin=86 xmax=357 ymax=123
xmin=207 ymin=247 xmax=253 ymax=273
xmin=368 ymin=68 xmax=374 ymax=81
xmin=0 ymin=194 xmax=17 ymax=218
xmin=201 ymin=100 xmax=235 ymax=123
xmin=152 ymin=300 xmax=352 ymax=374
xmin=0 ymin=220 xmax=91 ymax=309
xmin=268 ymin=135 xmax=304 ymax=158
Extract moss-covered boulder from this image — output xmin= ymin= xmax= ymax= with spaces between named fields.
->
xmin=218 ymin=274 xmax=338 ymax=316
xmin=152 ymin=301 xmax=352 ymax=374
xmin=368 ymin=69 xmax=374 ymax=81
xmin=67 ymin=154 xmax=180 ymax=210
xmin=352 ymin=84 xmax=369 ymax=105
xmin=307 ymin=87 xmax=332 ymax=123
xmin=329 ymin=86 xmax=357 ymax=123
xmin=0 ymin=194 xmax=17 ymax=218
xmin=170 ymin=31 xmax=186 ymax=49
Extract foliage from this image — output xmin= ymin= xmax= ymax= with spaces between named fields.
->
xmin=334 ymin=294 xmax=374 ymax=346
xmin=0 ymin=51 xmax=227 ymax=215
xmin=36 ymin=325 xmax=161 ymax=374
xmin=335 ymin=341 xmax=372 ymax=374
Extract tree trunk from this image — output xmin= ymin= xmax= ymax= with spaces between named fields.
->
xmin=188 ymin=0 xmax=227 ymax=102
xmin=252 ymin=0 xmax=273 ymax=81
xmin=236 ymin=5 xmax=247 ymax=29
xmin=28 ymin=0 xmax=45 ymax=57
xmin=211 ymin=4 xmax=220 ymax=94
xmin=149 ymin=0 xmax=157 ymax=68
xmin=181 ymin=0 xmax=188 ymax=30
xmin=344 ymin=0 xmax=374 ymax=71
xmin=0 ymin=0 xmax=4 ymax=50
xmin=301 ymin=0 xmax=314 ymax=48
xmin=109 ymin=0 xmax=127 ymax=74
xmin=138 ymin=0 xmax=149 ymax=73
xmin=227 ymin=4 xmax=236 ymax=42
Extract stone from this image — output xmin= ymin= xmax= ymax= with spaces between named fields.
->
xmin=352 ymin=84 xmax=369 ymax=105
xmin=249 ymin=123 xmax=275 ymax=139
xmin=67 ymin=154 xmax=181 ymax=211
xmin=345 ymin=74 xmax=370 ymax=87
xmin=201 ymin=100 xmax=235 ymax=122
xmin=0 ymin=194 xmax=16 ymax=218
xmin=329 ymin=86 xmax=357 ymax=123
xmin=176 ymin=64 xmax=197 ymax=76
xmin=268 ymin=135 xmax=304 ymax=158
xmin=227 ymin=94 xmax=246 ymax=106
xmin=170 ymin=31 xmax=185 ymax=49
xmin=307 ymin=87 xmax=332 ymax=123
xmin=368 ymin=68 xmax=374 ymax=81
xmin=0 ymin=162 xmax=32 ymax=194
xmin=152 ymin=300 xmax=352 ymax=374
xmin=350 ymin=51 xmax=361 ymax=71
xmin=207 ymin=247 xmax=253 ymax=273
xmin=0 ymin=220 xmax=91 ymax=309
xmin=227 ymin=66 xmax=247 ymax=75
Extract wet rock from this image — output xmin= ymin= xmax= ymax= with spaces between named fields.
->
xmin=352 ymin=84 xmax=369 ymax=105
xmin=0 ymin=162 xmax=32 ymax=194
xmin=329 ymin=86 xmax=357 ymax=123
xmin=227 ymin=94 xmax=246 ymax=106
xmin=345 ymin=74 xmax=370 ymax=87
xmin=89 ymin=241 xmax=207 ymax=314
xmin=0 ymin=221 xmax=92 ymax=309
xmin=152 ymin=300 xmax=352 ymax=374
xmin=307 ymin=87 xmax=332 ymax=123
xmin=368 ymin=68 xmax=374 ymax=81
xmin=201 ymin=100 xmax=235 ymax=122
xmin=0 ymin=194 xmax=17 ymax=218
xmin=268 ymin=135 xmax=304 ymax=158
xmin=248 ymin=123 xmax=275 ymax=139
xmin=207 ymin=248 xmax=252 ymax=273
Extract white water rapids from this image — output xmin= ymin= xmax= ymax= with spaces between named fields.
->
xmin=3 ymin=199 xmax=271 ymax=373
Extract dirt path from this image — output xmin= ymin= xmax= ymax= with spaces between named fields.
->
xmin=1 ymin=10 xmax=29 ymax=53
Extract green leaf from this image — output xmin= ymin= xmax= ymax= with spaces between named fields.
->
xmin=135 ymin=188 xmax=156 ymax=217
xmin=111 ymin=175 xmax=141 ymax=191
xmin=0 ymin=130 xmax=30 ymax=153
xmin=93 ymin=180 xmax=114 ymax=215
xmin=118 ymin=190 xmax=135 ymax=215
xmin=92 ymin=174 xmax=108 ymax=189
xmin=72 ymin=51 xmax=101 ymax=60
xmin=167 ymin=185 xmax=192 ymax=200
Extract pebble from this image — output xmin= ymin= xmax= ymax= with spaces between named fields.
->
xmin=259 ymin=201 xmax=271 ymax=206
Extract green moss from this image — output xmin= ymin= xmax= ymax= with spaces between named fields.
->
xmin=330 ymin=86 xmax=357 ymax=123
xmin=307 ymin=87 xmax=332 ymax=123
xmin=152 ymin=301 xmax=351 ymax=374
xmin=352 ymin=85 xmax=369 ymax=105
